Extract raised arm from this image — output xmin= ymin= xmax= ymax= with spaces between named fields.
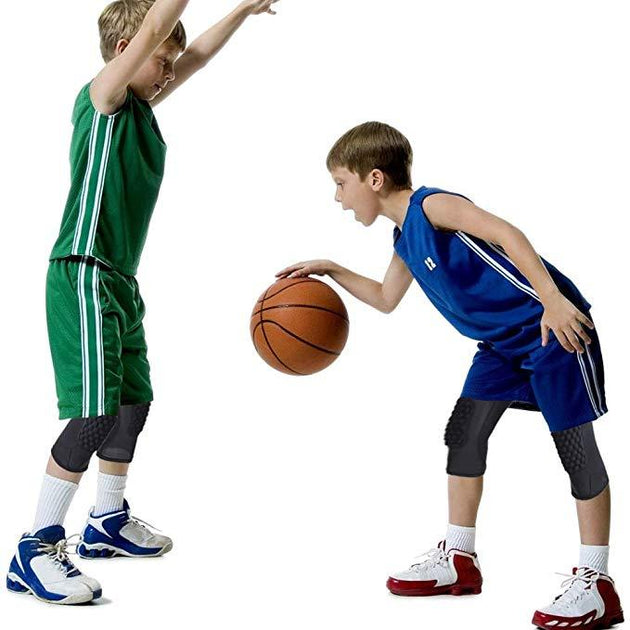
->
xmin=91 ymin=0 xmax=190 ymax=115
xmin=151 ymin=0 xmax=279 ymax=107
xmin=422 ymin=193 xmax=594 ymax=352
xmin=276 ymin=252 xmax=413 ymax=314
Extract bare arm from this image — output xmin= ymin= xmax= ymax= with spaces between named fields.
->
xmin=276 ymin=253 xmax=413 ymax=314
xmin=151 ymin=0 xmax=279 ymax=107
xmin=90 ymin=0 xmax=190 ymax=115
xmin=423 ymin=193 xmax=594 ymax=352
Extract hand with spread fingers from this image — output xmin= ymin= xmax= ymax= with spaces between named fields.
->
xmin=276 ymin=259 xmax=334 ymax=279
xmin=241 ymin=0 xmax=280 ymax=15
xmin=540 ymin=291 xmax=594 ymax=353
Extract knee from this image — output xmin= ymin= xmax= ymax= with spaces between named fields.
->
xmin=445 ymin=398 xmax=509 ymax=477
xmin=97 ymin=402 xmax=151 ymax=464
xmin=51 ymin=414 xmax=118 ymax=473
xmin=552 ymin=422 xmax=609 ymax=500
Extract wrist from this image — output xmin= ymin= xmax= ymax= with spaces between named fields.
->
xmin=237 ymin=1 xmax=254 ymax=17
xmin=327 ymin=260 xmax=341 ymax=276
xmin=540 ymin=285 xmax=562 ymax=306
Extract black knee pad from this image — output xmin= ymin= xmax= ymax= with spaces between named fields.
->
xmin=97 ymin=402 xmax=151 ymax=464
xmin=552 ymin=422 xmax=609 ymax=500
xmin=51 ymin=414 xmax=118 ymax=473
xmin=444 ymin=398 xmax=511 ymax=477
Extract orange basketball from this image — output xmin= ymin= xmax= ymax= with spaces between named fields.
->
xmin=250 ymin=277 xmax=349 ymax=375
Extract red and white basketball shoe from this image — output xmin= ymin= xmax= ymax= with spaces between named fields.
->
xmin=532 ymin=567 xmax=624 ymax=629
xmin=386 ymin=541 xmax=482 ymax=596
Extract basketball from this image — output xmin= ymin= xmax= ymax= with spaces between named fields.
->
xmin=250 ymin=277 xmax=349 ymax=375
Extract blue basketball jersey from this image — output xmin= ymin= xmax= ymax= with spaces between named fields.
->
xmin=393 ymin=187 xmax=591 ymax=355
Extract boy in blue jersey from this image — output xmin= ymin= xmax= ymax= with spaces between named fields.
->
xmin=6 ymin=0 xmax=280 ymax=606
xmin=278 ymin=122 xmax=623 ymax=630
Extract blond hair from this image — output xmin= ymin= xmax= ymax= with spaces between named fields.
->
xmin=98 ymin=0 xmax=187 ymax=62
xmin=327 ymin=122 xmax=413 ymax=190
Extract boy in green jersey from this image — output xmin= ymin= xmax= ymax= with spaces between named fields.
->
xmin=7 ymin=0 xmax=279 ymax=605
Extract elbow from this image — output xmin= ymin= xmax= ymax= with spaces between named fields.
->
xmin=498 ymin=223 xmax=525 ymax=248
xmin=186 ymin=46 xmax=210 ymax=68
xmin=144 ymin=0 xmax=189 ymax=39
xmin=379 ymin=301 xmax=396 ymax=314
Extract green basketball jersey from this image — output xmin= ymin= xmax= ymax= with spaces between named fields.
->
xmin=50 ymin=82 xmax=167 ymax=276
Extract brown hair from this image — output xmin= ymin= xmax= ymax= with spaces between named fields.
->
xmin=98 ymin=0 xmax=187 ymax=62
xmin=326 ymin=122 xmax=413 ymax=190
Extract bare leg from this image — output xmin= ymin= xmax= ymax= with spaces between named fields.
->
xmin=98 ymin=458 xmax=129 ymax=476
xmin=46 ymin=455 xmax=83 ymax=483
xmin=448 ymin=475 xmax=484 ymax=527
xmin=576 ymin=485 xmax=610 ymax=546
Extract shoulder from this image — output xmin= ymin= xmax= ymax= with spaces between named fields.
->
xmin=422 ymin=190 xmax=474 ymax=231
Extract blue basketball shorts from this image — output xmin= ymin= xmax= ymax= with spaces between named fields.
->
xmin=461 ymin=321 xmax=607 ymax=432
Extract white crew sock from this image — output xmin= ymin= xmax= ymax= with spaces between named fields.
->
xmin=94 ymin=472 xmax=127 ymax=516
xmin=31 ymin=474 xmax=79 ymax=534
xmin=445 ymin=523 xmax=476 ymax=553
xmin=579 ymin=544 xmax=609 ymax=574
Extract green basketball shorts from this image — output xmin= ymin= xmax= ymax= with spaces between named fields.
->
xmin=46 ymin=257 xmax=153 ymax=419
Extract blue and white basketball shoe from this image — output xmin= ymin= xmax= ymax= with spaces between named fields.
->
xmin=7 ymin=525 xmax=102 ymax=604
xmin=77 ymin=500 xmax=173 ymax=559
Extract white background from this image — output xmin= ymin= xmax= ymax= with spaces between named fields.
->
xmin=1 ymin=0 xmax=628 ymax=628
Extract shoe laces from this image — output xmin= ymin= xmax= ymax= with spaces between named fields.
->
xmin=410 ymin=543 xmax=449 ymax=572
xmin=551 ymin=568 xmax=599 ymax=611
xmin=37 ymin=533 xmax=81 ymax=577
xmin=128 ymin=514 xmax=161 ymax=534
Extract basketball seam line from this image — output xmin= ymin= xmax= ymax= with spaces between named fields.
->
xmin=255 ymin=278 xmax=318 ymax=302
xmin=258 ymin=286 xmax=303 ymax=375
xmin=250 ymin=303 xmax=349 ymax=323
xmin=251 ymin=320 xmax=341 ymax=356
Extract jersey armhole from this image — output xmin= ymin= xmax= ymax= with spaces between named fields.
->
xmin=420 ymin=190 xmax=473 ymax=232
xmin=86 ymin=81 xmax=131 ymax=118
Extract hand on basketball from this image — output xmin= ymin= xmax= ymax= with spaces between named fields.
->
xmin=276 ymin=260 xmax=334 ymax=279
xmin=240 ymin=0 xmax=280 ymax=15
xmin=540 ymin=292 xmax=594 ymax=353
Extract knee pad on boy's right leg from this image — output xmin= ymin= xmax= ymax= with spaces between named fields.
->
xmin=444 ymin=398 xmax=511 ymax=477
xmin=51 ymin=414 xmax=118 ymax=473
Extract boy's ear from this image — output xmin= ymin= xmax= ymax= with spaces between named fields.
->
xmin=369 ymin=169 xmax=385 ymax=191
xmin=114 ymin=39 xmax=130 ymax=57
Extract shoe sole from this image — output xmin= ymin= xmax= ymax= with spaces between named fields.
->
xmin=77 ymin=541 xmax=173 ymax=559
xmin=388 ymin=583 xmax=482 ymax=597
xmin=532 ymin=610 xmax=624 ymax=630
xmin=6 ymin=573 xmax=100 ymax=605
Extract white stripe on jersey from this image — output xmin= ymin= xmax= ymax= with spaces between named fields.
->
xmin=86 ymin=115 xmax=115 ymax=256
xmin=73 ymin=112 xmax=100 ymax=255
xmin=455 ymin=231 xmax=541 ymax=302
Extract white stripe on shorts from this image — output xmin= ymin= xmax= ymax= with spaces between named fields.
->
xmin=92 ymin=265 xmax=105 ymax=416
xmin=584 ymin=342 xmax=604 ymax=416
xmin=576 ymin=351 xmax=602 ymax=419
xmin=77 ymin=262 xmax=90 ymax=417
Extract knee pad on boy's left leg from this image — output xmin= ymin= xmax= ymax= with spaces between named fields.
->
xmin=96 ymin=402 xmax=151 ymax=464
xmin=552 ymin=422 xmax=609 ymax=500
